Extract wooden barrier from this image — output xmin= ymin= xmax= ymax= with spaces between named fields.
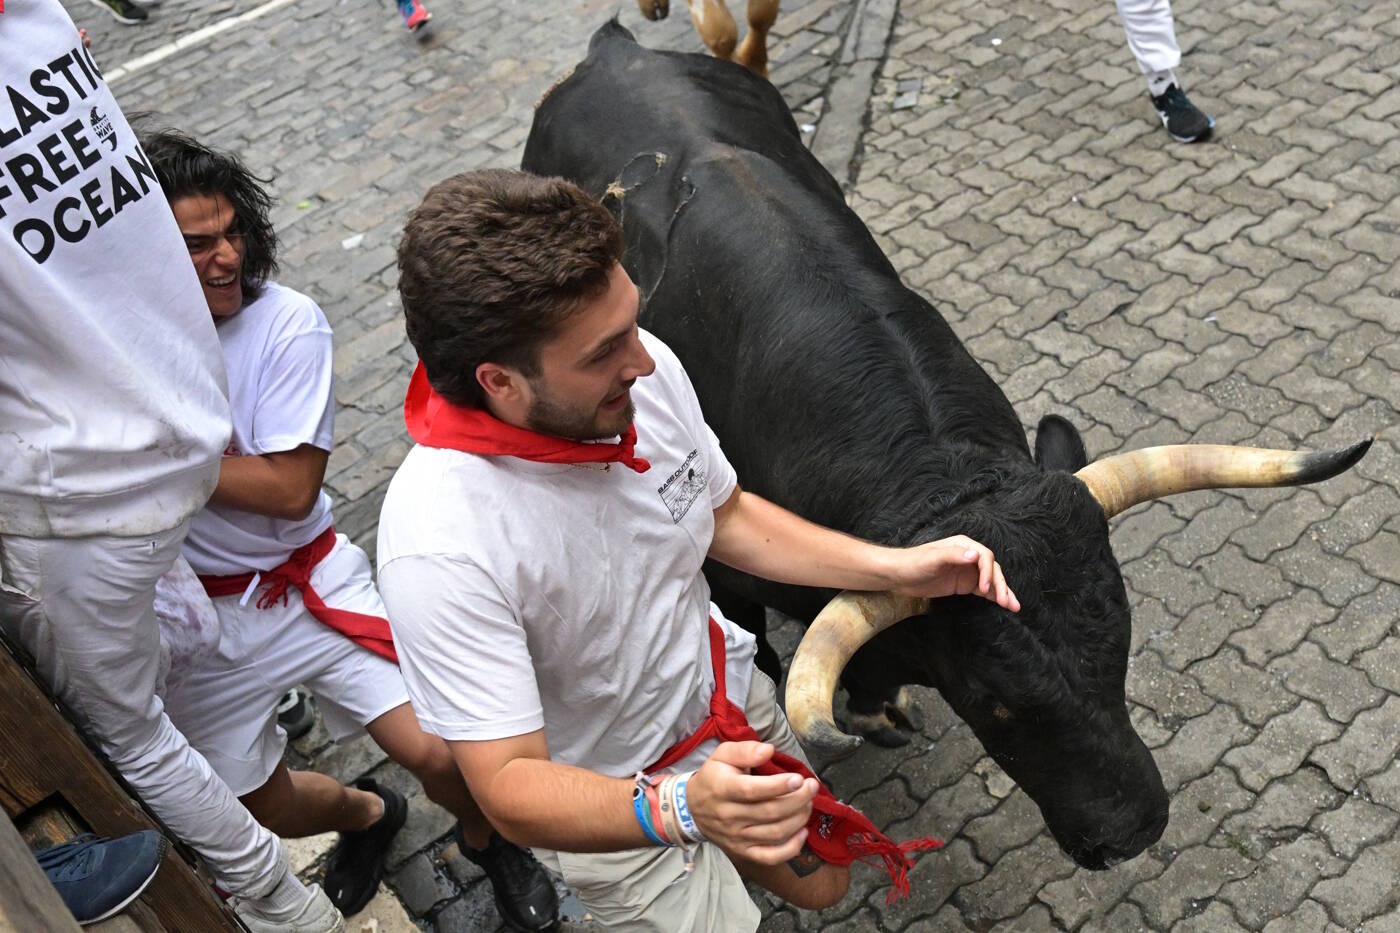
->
xmin=0 ymin=633 xmax=244 ymax=932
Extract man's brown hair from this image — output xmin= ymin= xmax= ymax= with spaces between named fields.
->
xmin=397 ymin=169 xmax=624 ymax=408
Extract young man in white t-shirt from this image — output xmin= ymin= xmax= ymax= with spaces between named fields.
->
xmin=142 ymin=131 xmax=558 ymax=931
xmin=378 ymin=170 xmax=1021 ymax=930
xmin=0 ymin=6 xmax=337 ymax=930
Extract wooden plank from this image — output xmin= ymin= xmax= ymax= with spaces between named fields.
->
xmin=0 ymin=809 xmax=82 ymax=933
xmin=0 ymin=637 xmax=244 ymax=932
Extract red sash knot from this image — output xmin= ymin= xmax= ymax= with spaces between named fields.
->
xmin=646 ymin=618 xmax=942 ymax=902
xmin=197 ymin=526 xmax=398 ymax=664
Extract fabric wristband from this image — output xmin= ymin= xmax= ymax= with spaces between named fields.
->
xmin=632 ymin=772 xmax=670 ymax=847
xmin=674 ymin=771 xmax=703 ymax=844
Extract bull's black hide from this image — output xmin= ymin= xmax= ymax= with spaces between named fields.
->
xmin=523 ymin=20 xmax=1169 ymax=869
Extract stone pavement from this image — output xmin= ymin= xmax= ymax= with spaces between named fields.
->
xmin=68 ymin=0 xmax=1399 ymax=928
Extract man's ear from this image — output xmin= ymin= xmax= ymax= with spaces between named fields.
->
xmin=476 ymin=362 xmax=524 ymax=404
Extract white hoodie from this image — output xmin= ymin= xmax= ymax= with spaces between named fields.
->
xmin=0 ymin=0 xmax=231 ymax=537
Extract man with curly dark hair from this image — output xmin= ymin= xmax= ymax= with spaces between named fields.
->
xmin=142 ymin=131 xmax=558 ymax=932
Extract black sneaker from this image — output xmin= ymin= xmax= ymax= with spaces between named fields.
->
xmin=455 ymin=825 xmax=558 ymax=932
xmin=322 ymin=779 xmax=406 ymax=916
xmin=1151 ymin=84 xmax=1214 ymax=142
xmin=85 ymin=0 xmax=149 ymax=24
xmin=276 ymin=687 xmax=316 ymax=741
xmin=35 ymin=830 xmax=167 ymax=924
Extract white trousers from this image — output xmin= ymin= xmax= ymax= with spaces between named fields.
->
xmin=1116 ymin=0 xmax=1182 ymax=75
xmin=0 ymin=524 xmax=286 ymax=897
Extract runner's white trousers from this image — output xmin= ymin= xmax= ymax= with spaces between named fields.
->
xmin=0 ymin=523 xmax=287 ymax=897
xmin=1117 ymin=0 xmax=1182 ymax=75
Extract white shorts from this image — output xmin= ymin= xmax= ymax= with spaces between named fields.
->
xmin=165 ymin=534 xmax=409 ymax=796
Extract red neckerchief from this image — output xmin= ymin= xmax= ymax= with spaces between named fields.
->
xmin=403 ymin=362 xmax=650 ymax=473
xmin=648 ymin=619 xmax=943 ymax=902
xmin=198 ymin=527 xmax=397 ymax=663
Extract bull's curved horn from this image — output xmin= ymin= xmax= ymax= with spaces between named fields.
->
xmin=785 ymin=591 xmax=930 ymax=759
xmin=1075 ymin=439 xmax=1372 ymax=519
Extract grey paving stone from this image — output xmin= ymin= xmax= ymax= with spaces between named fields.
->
xmin=1229 ymin=589 xmax=1339 ymax=666
xmin=1217 ymin=834 xmax=1346 ymax=929
xmin=1222 ymin=700 xmax=1342 ymax=793
xmin=1037 ymin=852 xmax=1165 ymax=929
xmin=1153 ymin=704 xmax=1254 ymax=791
xmin=1260 ymin=898 xmax=1345 ymax=933
xmin=1186 ymin=648 xmax=1298 ymax=728
xmin=1267 ymin=640 xmax=1386 ymax=722
xmin=1358 ymin=629 xmax=1400 ymax=695
xmin=1309 ymin=795 xmax=1400 ymax=861
xmin=1128 ymin=844 xmax=1255 ymax=929
xmin=386 ymin=791 xmax=456 ymax=870
xmin=1308 ymin=695 xmax=1400 ymax=792
xmin=871 ymin=838 xmax=986 ymax=931
xmin=951 ymin=835 xmax=1076 ymax=926
xmin=1177 ymin=902 xmax=1254 ymax=933
xmin=1309 ymin=839 xmax=1400 ymax=928
xmin=390 ymin=852 xmax=456 ymax=916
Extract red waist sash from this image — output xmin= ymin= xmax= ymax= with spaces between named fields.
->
xmin=197 ymin=526 xmax=398 ymax=664
xmin=646 ymin=618 xmax=941 ymax=901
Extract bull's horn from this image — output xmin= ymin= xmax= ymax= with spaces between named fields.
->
xmin=785 ymin=591 xmax=930 ymax=759
xmin=1075 ymin=439 xmax=1372 ymax=519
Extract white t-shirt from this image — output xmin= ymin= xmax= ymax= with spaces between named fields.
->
xmin=377 ymin=331 xmax=757 ymax=777
xmin=0 ymin=1 xmax=231 ymax=538
xmin=182 ymin=283 xmax=335 ymax=576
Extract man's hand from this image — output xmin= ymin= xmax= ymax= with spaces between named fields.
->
xmin=891 ymin=535 xmax=1021 ymax=612
xmin=685 ymin=741 xmax=817 ymax=865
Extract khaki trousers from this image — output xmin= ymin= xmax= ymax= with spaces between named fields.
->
xmin=536 ymin=669 xmax=810 ymax=932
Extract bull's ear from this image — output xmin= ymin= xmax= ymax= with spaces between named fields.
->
xmin=1035 ymin=414 xmax=1088 ymax=471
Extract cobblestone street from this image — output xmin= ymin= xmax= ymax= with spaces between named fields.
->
xmin=67 ymin=0 xmax=1400 ymax=928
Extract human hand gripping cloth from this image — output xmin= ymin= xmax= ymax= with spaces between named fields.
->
xmin=647 ymin=618 xmax=943 ymax=902
xmin=403 ymin=362 xmax=651 ymax=473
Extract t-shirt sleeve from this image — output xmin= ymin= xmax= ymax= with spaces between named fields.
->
xmin=703 ymin=423 xmax=737 ymax=508
xmin=378 ymin=552 xmax=545 ymax=742
xmin=250 ymin=325 xmax=335 ymax=455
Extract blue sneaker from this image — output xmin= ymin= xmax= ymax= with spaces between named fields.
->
xmin=35 ymin=831 xmax=167 ymax=925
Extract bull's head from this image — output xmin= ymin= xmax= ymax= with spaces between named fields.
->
xmin=786 ymin=418 xmax=1371 ymax=869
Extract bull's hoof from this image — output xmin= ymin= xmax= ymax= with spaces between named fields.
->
xmin=637 ymin=0 xmax=669 ymax=21
xmin=885 ymin=687 xmax=923 ymax=732
xmin=865 ymin=725 xmax=913 ymax=748
xmin=847 ymin=709 xmax=913 ymax=748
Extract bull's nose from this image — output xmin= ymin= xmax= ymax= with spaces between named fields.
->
xmin=1082 ymin=809 xmax=1168 ymax=870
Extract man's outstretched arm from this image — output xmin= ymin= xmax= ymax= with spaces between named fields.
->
xmin=707 ymin=486 xmax=1020 ymax=612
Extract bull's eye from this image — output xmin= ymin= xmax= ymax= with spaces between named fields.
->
xmin=992 ymin=703 xmax=1013 ymax=721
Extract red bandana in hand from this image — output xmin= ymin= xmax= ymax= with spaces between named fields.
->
xmin=403 ymin=362 xmax=651 ymax=473
xmin=648 ymin=619 xmax=943 ymax=902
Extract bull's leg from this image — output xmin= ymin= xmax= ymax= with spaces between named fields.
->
xmin=685 ymin=0 xmax=739 ymax=61
xmin=636 ymin=0 xmax=669 ymax=21
xmin=732 ymin=0 xmax=779 ymax=77
xmin=842 ymin=651 xmax=923 ymax=748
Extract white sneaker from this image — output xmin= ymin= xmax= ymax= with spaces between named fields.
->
xmin=235 ymin=883 xmax=345 ymax=933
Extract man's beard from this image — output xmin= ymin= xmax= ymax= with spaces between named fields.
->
xmin=525 ymin=387 xmax=634 ymax=441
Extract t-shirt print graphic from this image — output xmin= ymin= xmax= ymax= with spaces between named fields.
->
xmin=657 ymin=448 xmax=707 ymax=523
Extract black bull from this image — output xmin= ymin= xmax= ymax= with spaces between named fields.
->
xmin=522 ymin=21 xmax=1369 ymax=870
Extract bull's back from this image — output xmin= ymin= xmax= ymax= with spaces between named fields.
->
xmin=524 ymin=22 xmax=1027 ymax=533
